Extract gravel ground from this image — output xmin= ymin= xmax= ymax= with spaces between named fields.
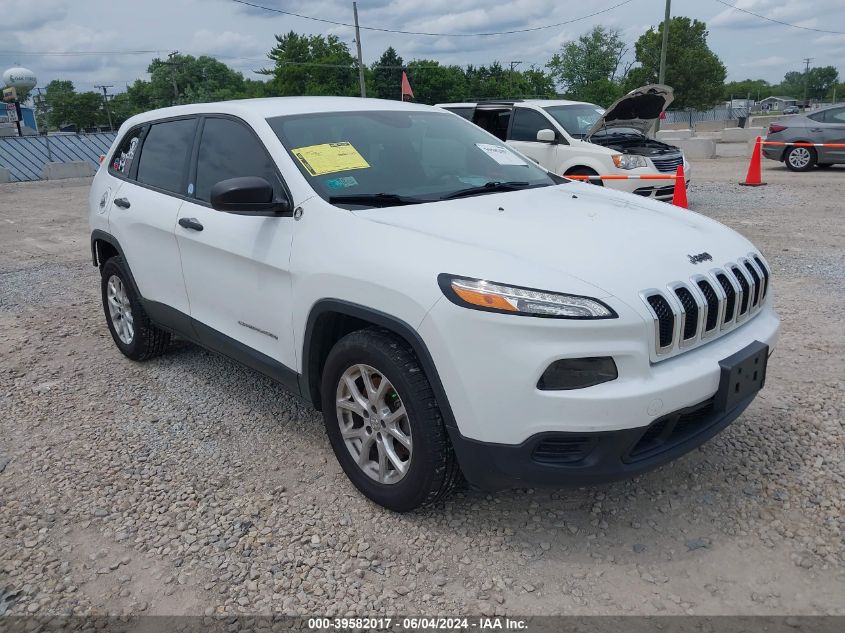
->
xmin=1 ymin=157 xmax=843 ymax=618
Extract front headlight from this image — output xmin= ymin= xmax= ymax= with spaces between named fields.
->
xmin=438 ymin=275 xmax=616 ymax=319
xmin=612 ymin=154 xmax=648 ymax=170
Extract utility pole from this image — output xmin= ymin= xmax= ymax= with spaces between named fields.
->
xmin=508 ymin=61 xmax=523 ymax=98
xmin=802 ymin=57 xmax=813 ymax=111
xmin=95 ymin=85 xmax=114 ymax=131
xmin=656 ymin=0 xmax=671 ymax=132
xmin=353 ymin=2 xmax=366 ymax=98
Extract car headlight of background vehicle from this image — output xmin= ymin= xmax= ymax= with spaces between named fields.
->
xmin=438 ymin=275 xmax=616 ymax=319
xmin=612 ymin=154 xmax=649 ymax=170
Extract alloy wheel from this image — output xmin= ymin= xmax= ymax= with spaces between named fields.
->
xmin=106 ymin=275 xmax=134 ymax=345
xmin=788 ymin=147 xmax=812 ymax=169
xmin=335 ymin=364 xmax=413 ymax=484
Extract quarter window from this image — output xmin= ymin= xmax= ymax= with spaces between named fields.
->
xmin=509 ymin=108 xmax=554 ymax=142
xmin=109 ymin=127 xmax=144 ymax=177
xmin=827 ymin=108 xmax=845 ymax=123
xmin=136 ymin=118 xmax=197 ymax=194
xmin=194 ymin=118 xmax=281 ymax=203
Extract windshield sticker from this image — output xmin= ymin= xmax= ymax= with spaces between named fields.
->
xmin=291 ymin=142 xmax=370 ymax=176
xmin=475 ymin=143 xmax=527 ymax=167
xmin=325 ymin=176 xmax=359 ymax=190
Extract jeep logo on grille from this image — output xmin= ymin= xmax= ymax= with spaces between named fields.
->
xmin=688 ymin=252 xmax=713 ymax=265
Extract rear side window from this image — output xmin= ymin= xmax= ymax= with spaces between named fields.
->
xmin=443 ymin=107 xmax=474 ymax=121
xmin=194 ymin=117 xmax=281 ymax=203
xmin=509 ymin=108 xmax=553 ymax=142
xmin=827 ymin=108 xmax=845 ymax=123
xmin=136 ymin=118 xmax=197 ymax=194
xmin=109 ymin=127 xmax=143 ymax=177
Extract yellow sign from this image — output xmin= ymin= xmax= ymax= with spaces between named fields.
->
xmin=291 ymin=142 xmax=370 ymax=176
xmin=2 ymin=87 xmax=17 ymax=103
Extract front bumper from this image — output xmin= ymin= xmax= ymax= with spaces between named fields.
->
xmin=449 ymin=391 xmax=755 ymax=490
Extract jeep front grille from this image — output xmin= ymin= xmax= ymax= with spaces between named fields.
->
xmin=641 ymin=253 xmax=770 ymax=358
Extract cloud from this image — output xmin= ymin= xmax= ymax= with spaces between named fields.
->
xmin=0 ymin=0 xmax=842 ymax=93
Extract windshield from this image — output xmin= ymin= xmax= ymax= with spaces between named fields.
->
xmin=267 ymin=110 xmax=559 ymax=207
xmin=543 ymin=104 xmax=604 ymax=138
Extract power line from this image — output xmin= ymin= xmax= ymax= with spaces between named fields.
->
xmin=711 ymin=0 xmax=845 ymax=36
xmin=0 ymin=49 xmax=168 ymax=56
xmin=229 ymin=0 xmax=637 ymax=37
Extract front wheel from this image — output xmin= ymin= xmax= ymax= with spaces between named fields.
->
xmin=784 ymin=145 xmax=816 ymax=171
xmin=566 ymin=167 xmax=604 ymax=186
xmin=320 ymin=328 xmax=460 ymax=512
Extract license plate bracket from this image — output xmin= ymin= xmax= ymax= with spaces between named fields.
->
xmin=715 ymin=340 xmax=769 ymax=413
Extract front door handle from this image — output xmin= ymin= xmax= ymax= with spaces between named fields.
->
xmin=178 ymin=217 xmax=204 ymax=232
xmin=113 ymin=197 xmax=131 ymax=209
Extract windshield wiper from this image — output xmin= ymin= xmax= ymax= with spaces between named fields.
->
xmin=328 ymin=193 xmax=428 ymax=208
xmin=441 ymin=181 xmax=533 ymax=200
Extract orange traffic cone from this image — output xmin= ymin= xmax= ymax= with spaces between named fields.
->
xmin=739 ymin=136 xmax=767 ymax=186
xmin=671 ymin=165 xmax=688 ymax=209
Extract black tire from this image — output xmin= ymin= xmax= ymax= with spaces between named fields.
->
xmin=320 ymin=328 xmax=461 ymax=512
xmin=566 ymin=167 xmax=603 ymax=186
xmin=784 ymin=145 xmax=816 ymax=172
xmin=100 ymin=256 xmax=170 ymax=361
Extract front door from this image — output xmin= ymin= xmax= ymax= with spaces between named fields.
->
xmin=175 ymin=116 xmax=296 ymax=370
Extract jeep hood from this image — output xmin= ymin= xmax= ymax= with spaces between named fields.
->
xmin=586 ymin=84 xmax=674 ymax=138
xmin=357 ymin=183 xmax=753 ymax=303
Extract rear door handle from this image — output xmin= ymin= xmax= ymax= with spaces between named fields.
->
xmin=178 ymin=217 xmax=204 ymax=232
xmin=113 ymin=197 xmax=130 ymax=209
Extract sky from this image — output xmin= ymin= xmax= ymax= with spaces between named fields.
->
xmin=1 ymin=0 xmax=843 ymax=94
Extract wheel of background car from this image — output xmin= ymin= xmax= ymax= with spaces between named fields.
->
xmin=784 ymin=146 xmax=816 ymax=172
xmin=100 ymin=256 xmax=171 ymax=361
xmin=320 ymin=328 xmax=461 ymax=512
xmin=566 ymin=167 xmax=603 ymax=186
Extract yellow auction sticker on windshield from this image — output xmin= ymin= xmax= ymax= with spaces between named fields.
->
xmin=291 ymin=142 xmax=370 ymax=176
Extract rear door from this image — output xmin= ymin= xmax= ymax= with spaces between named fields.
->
xmin=815 ymin=107 xmax=845 ymax=162
xmin=108 ymin=117 xmax=196 ymax=315
xmin=175 ymin=115 xmax=296 ymax=369
xmin=506 ymin=107 xmax=559 ymax=170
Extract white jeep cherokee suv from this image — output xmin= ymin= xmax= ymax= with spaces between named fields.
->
xmin=89 ymin=97 xmax=779 ymax=512
xmin=437 ymin=85 xmax=691 ymax=201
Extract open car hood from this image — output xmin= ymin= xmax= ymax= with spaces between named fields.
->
xmin=586 ymin=84 xmax=674 ymax=138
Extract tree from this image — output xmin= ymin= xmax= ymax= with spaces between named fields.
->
xmin=777 ymin=71 xmax=805 ymax=98
xmin=261 ymin=31 xmax=358 ymax=96
xmin=722 ymin=79 xmax=772 ymax=103
xmin=547 ymin=26 xmax=628 ymax=105
xmin=626 ymin=17 xmax=726 ymax=109
xmin=405 ymin=61 xmax=467 ymax=104
xmin=145 ymin=53 xmax=246 ymax=107
xmin=371 ymin=47 xmax=404 ymax=100
xmin=806 ymin=66 xmax=839 ymax=101
xmin=44 ymin=80 xmax=81 ymax=129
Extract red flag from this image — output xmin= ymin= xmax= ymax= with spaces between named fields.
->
xmin=401 ymin=71 xmax=414 ymax=101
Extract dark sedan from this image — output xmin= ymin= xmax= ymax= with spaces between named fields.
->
xmin=763 ymin=104 xmax=845 ymax=171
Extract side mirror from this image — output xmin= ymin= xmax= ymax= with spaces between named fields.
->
xmin=209 ymin=177 xmax=291 ymax=215
xmin=536 ymin=129 xmax=557 ymax=143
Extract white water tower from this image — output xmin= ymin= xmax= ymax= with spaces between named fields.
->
xmin=2 ymin=67 xmax=37 ymax=91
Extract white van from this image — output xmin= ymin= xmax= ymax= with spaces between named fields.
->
xmin=437 ymin=85 xmax=690 ymax=201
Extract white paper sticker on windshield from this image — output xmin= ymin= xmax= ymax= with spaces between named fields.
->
xmin=475 ymin=143 xmax=527 ymax=166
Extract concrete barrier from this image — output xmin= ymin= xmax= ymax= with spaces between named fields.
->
xmin=723 ymin=127 xmax=767 ymax=143
xmin=0 ymin=167 xmax=11 ymax=183
xmin=664 ymin=138 xmax=717 ymax=159
xmin=694 ymin=120 xmax=737 ymax=134
xmin=657 ymin=129 xmax=692 ymax=140
xmin=41 ymin=161 xmax=95 ymax=180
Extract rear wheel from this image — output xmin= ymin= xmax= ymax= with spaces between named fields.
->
xmin=100 ymin=257 xmax=170 ymax=361
xmin=784 ymin=145 xmax=816 ymax=171
xmin=566 ymin=167 xmax=603 ymax=186
xmin=320 ymin=328 xmax=460 ymax=512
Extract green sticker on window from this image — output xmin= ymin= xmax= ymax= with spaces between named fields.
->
xmin=325 ymin=176 xmax=359 ymax=190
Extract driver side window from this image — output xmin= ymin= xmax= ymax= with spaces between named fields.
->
xmin=509 ymin=108 xmax=553 ymax=142
xmin=194 ymin=117 xmax=282 ymax=204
